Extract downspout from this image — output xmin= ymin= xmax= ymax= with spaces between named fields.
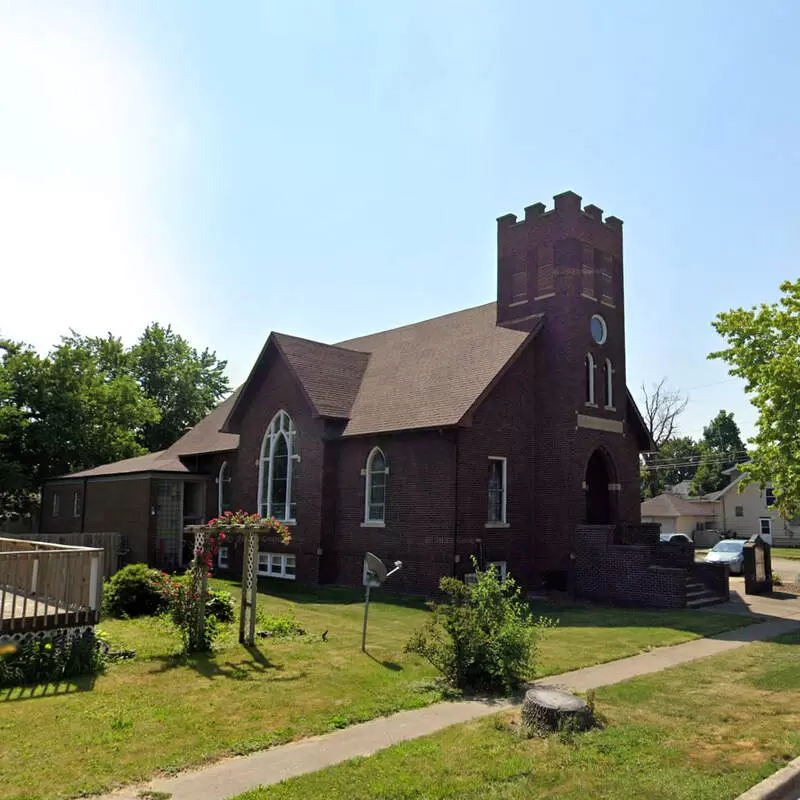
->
xmin=80 ymin=477 xmax=88 ymax=533
xmin=452 ymin=428 xmax=459 ymax=577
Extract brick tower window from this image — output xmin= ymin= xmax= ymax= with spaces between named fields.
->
xmin=585 ymin=354 xmax=596 ymax=405
xmin=510 ymin=271 xmax=527 ymax=303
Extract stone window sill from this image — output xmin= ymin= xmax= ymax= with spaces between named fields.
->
xmin=361 ymin=521 xmax=386 ymax=528
xmin=484 ymin=522 xmax=510 ymax=529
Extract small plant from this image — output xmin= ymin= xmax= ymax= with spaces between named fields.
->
xmin=256 ymin=612 xmax=306 ymax=638
xmin=103 ymin=564 xmax=170 ymax=618
xmin=164 ymin=572 xmax=222 ymax=652
xmin=0 ymin=629 xmax=108 ymax=688
xmin=405 ymin=559 xmax=555 ymax=694
xmin=773 ymin=573 xmax=784 ymax=586
xmin=206 ymin=589 xmax=235 ymax=623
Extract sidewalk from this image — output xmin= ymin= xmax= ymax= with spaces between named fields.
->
xmin=100 ymin=612 xmax=800 ymax=800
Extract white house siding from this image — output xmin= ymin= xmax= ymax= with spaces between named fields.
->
xmin=719 ymin=481 xmax=793 ymax=544
xmin=642 ymin=515 xmax=677 ymax=533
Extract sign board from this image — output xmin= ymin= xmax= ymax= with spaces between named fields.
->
xmin=743 ymin=534 xmax=772 ymax=595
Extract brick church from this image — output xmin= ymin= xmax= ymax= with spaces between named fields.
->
xmin=41 ymin=191 xmax=654 ymax=595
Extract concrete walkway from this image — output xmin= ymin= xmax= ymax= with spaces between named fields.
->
xmin=100 ymin=607 xmax=800 ymax=800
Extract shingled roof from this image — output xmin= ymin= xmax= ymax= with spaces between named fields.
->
xmin=58 ymin=450 xmax=189 ymax=479
xmin=336 ymin=303 xmax=539 ymax=436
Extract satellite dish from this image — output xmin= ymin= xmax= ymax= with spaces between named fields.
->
xmin=363 ymin=552 xmax=387 ymax=587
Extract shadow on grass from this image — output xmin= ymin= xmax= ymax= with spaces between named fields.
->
xmin=243 ymin=579 xmax=431 ymax=612
xmin=364 ymin=651 xmax=403 ymax=671
xmin=0 ymin=673 xmax=96 ymax=702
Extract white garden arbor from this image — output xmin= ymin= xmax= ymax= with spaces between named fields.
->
xmin=186 ymin=515 xmax=291 ymax=647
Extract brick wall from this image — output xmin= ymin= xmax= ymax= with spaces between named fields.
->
xmin=226 ymin=347 xmax=325 ymax=584
xmin=455 ymin=340 xmax=536 ymax=587
xmin=495 ymin=193 xmax=641 ymax=586
xmin=328 ymin=430 xmax=457 ymax=594
xmin=40 ymin=481 xmax=85 ymax=534
xmin=82 ymin=478 xmax=154 ymax=564
xmin=573 ymin=525 xmax=688 ymax=608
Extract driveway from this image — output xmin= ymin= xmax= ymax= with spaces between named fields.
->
xmin=695 ymin=551 xmax=800 ymax=583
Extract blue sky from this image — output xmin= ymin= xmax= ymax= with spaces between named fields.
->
xmin=2 ymin=1 xmax=798 ymax=442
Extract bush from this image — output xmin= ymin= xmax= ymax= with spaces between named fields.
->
xmin=206 ymin=589 xmax=235 ymax=623
xmin=256 ymin=611 xmax=305 ymax=638
xmin=405 ymin=560 xmax=554 ymax=694
xmin=0 ymin=629 xmax=108 ymax=688
xmin=103 ymin=564 xmax=170 ymax=618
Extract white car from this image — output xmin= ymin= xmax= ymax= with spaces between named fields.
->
xmin=705 ymin=540 xmax=745 ymax=574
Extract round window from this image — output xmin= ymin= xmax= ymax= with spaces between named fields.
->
xmin=590 ymin=315 xmax=607 ymax=344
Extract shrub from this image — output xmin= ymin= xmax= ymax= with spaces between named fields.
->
xmin=0 ymin=629 xmax=108 ymax=688
xmin=405 ymin=560 xmax=555 ymax=694
xmin=256 ymin=612 xmax=305 ymax=638
xmin=103 ymin=564 xmax=170 ymax=618
xmin=206 ymin=589 xmax=235 ymax=623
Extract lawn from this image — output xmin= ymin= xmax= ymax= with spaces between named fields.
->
xmin=0 ymin=580 xmax=757 ymax=800
xmin=772 ymin=547 xmax=800 ymax=560
xmin=237 ymin=629 xmax=800 ymax=800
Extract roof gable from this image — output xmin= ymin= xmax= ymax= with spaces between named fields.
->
xmin=336 ymin=303 xmax=536 ymax=436
xmin=641 ymin=493 xmax=718 ymax=518
xmin=224 ymin=334 xmax=369 ymax=431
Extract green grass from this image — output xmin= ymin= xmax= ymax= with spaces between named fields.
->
xmin=771 ymin=547 xmax=800 ymax=560
xmin=236 ymin=631 xmax=800 ymax=800
xmin=0 ymin=580 xmax=757 ymax=800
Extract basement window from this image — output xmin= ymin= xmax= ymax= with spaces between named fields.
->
xmin=257 ymin=552 xmax=296 ymax=580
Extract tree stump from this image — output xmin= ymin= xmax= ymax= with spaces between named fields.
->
xmin=521 ymin=686 xmax=592 ymax=733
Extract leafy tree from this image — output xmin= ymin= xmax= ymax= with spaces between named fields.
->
xmin=2 ymin=336 xmax=159 ymax=486
xmin=131 ymin=323 xmax=230 ymax=452
xmin=710 ymin=279 xmax=800 ymax=517
xmin=640 ymin=436 xmax=701 ymax=499
xmin=689 ymin=410 xmax=747 ymax=496
xmin=0 ymin=341 xmax=36 ymax=515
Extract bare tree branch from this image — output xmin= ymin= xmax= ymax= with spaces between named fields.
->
xmin=640 ymin=378 xmax=689 ymax=448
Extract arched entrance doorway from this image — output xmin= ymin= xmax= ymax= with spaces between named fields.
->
xmin=585 ymin=449 xmax=614 ymax=525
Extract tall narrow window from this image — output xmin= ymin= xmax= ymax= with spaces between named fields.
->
xmin=257 ymin=411 xmax=298 ymax=522
xmin=765 ymin=487 xmax=776 ymax=507
xmin=487 ymin=457 xmax=507 ymax=524
xmin=604 ymin=358 xmax=614 ymax=408
xmin=585 ymin=354 xmax=596 ymax=404
xmin=364 ymin=448 xmax=388 ymax=524
xmin=218 ymin=461 xmax=232 ymax=516
xmin=52 ymin=492 xmax=60 ymax=517
xmin=72 ymin=491 xmax=81 ymax=518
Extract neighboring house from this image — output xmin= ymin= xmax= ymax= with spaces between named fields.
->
xmin=706 ymin=467 xmax=799 ymax=547
xmin=640 ymin=494 xmax=718 ymax=535
xmin=644 ymin=467 xmax=800 ymax=547
xmin=40 ymin=191 xmax=655 ymax=595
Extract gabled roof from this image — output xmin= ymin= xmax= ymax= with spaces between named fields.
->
xmin=335 ymin=303 xmax=539 ymax=437
xmin=58 ymin=392 xmax=240 ymax=479
xmin=273 ymin=334 xmax=370 ymax=419
xmin=641 ymin=493 xmax=719 ymax=518
xmin=165 ymin=390 xmax=240 ymax=457
xmin=704 ymin=472 xmax=746 ymax=501
xmin=224 ymin=334 xmax=369 ymax=428
xmin=60 ymin=450 xmax=189 ymax=479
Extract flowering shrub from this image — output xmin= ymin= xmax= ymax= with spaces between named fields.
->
xmin=165 ymin=572 xmax=221 ymax=652
xmin=170 ymin=510 xmax=292 ymax=652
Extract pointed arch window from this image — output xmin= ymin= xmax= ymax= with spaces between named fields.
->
xmin=258 ymin=411 xmax=298 ymax=522
xmin=218 ymin=461 xmax=233 ymax=516
xmin=364 ymin=447 xmax=388 ymax=524
xmin=604 ymin=358 xmax=614 ymax=409
xmin=585 ymin=353 xmax=596 ymax=405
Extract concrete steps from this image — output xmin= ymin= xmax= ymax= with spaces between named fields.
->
xmin=686 ymin=580 xmax=726 ymax=608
